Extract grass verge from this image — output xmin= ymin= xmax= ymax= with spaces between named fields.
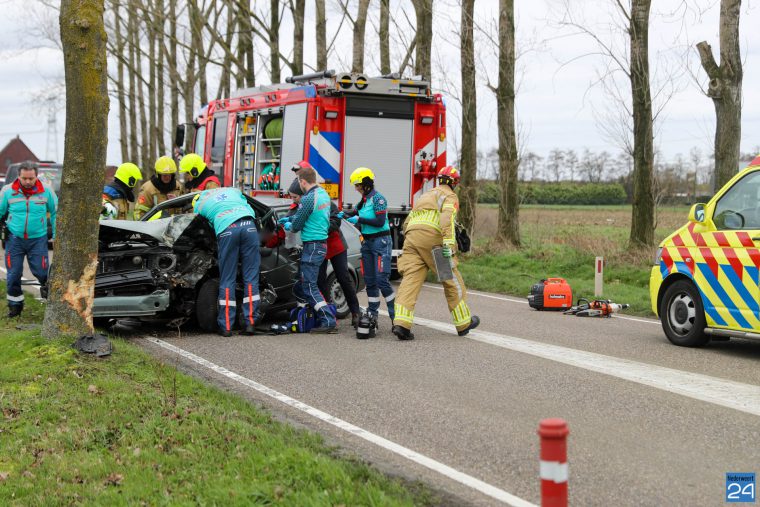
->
xmin=0 ymin=286 xmax=434 ymax=506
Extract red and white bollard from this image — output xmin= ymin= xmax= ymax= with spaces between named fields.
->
xmin=538 ymin=418 xmax=569 ymax=507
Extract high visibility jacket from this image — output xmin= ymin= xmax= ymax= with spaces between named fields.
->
xmin=357 ymin=190 xmax=390 ymax=237
xmin=0 ymin=179 xmax=57 ymax=239
xmin=290 ymin=185 xmax=331 ymax=242
xmin=134 ymin=178 xmax=184 ymax=219
xmin=194 ymin=187 xmax=255 ymax=236
xmin=403 ymin=185 xmax=458 ymax=247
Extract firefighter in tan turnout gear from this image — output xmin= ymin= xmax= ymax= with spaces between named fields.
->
xmin=134 ymin=156 xmax=184 ymax=220
xmin=392 ymin=166 xmax=480 ymax=341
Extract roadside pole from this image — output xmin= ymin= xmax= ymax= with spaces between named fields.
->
xmin=538 ymin=418 xmax=569 ymax=507
xmin=594 ymin=256 xmax=603 ymax=297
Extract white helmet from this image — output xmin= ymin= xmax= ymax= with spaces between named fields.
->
xmin=101 ymin=202 xmax=118 ymax=220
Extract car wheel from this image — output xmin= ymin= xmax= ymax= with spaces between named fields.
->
xmin=196 ymin=278 xmax=220 ymax=332
xmin=327 ymin=273 xmax=350 ymax=319
xmin=660 ymin=279 xmax=709 ymax=347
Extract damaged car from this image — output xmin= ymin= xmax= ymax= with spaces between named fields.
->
xmin=94 ymin=192 xmax=364 ymax=330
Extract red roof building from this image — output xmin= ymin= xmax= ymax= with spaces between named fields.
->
xmin=0 ymin=136 xmax=39 ymax=178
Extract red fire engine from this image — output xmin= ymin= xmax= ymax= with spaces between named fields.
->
xmin=181 ymin=70 xmax=447 ymax=261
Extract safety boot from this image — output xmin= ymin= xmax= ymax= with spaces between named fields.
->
xmin=457 ymin=315 xmax=480 ymax=336
xmin=392 ymin=325 xmax=415 ymax=341
xmin=7 ymin=305 xmax=22 ymax=318
xmin=242 ymin=324 xmax=256 ymax=336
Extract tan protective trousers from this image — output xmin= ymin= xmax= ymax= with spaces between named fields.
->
xmin=394 ymin=227 xmax=472 ymax=332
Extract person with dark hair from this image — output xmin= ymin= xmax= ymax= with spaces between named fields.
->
xmin=0 ymin=161 xmax=57 ymax=317
xmin=278 ymin=165 xmax=336 ymax=333
xmin=340 ymin=167 xmax=395 ymax=333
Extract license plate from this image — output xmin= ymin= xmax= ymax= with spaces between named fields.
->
xmin=322 ymin=183 xmax=339 ymax=198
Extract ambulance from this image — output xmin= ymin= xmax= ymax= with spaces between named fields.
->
xmin=651 ymin=155 xmax=760 ymax=346
xmin=177 ymin=70 xmax=447 ymax=267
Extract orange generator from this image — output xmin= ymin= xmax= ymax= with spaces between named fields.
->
xmin=528 ymin=278 xmax=573 ymax=311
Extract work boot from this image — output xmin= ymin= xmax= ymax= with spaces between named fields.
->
xmin=457 ymin=315 xmax=480 ymax=336
xmin=351 ymin=312 xmax=361 ymax=329
xmin=218 ymin=328 xmax=232 ymax=337
xmin=39 ymin=284 xmax=48 ymax=300
xmin=242 ymin=324 xmax=256 ymax=336
xmin=392 ymin=325 xmax=415 ymax=341
xmin=7 ymin=306 xmax=22 ymax=319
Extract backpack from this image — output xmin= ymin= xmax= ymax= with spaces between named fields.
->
xmin=289 ymin=303 xmax=337 ymax=333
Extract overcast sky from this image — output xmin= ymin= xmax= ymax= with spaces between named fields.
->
xmin=0 ymin=0 xmax=758 ymax=168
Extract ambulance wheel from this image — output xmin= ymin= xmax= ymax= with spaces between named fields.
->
xmin=660 ymin=279 xmax=709 ymax=347
xmin=196 ymin=278 xmax=220 ymax=332
xmin=327 ymin=273 xmax=350 ymax=319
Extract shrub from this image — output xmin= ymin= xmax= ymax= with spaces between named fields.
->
xmin=476 ymin=181 xmax=627 ymax=205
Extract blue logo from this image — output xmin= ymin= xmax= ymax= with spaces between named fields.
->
xmin=726 ymin=473 xmax=755 ymax=503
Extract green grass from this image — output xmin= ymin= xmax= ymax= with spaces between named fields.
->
xmin=0 ymin=285 xmax=436 ymax=506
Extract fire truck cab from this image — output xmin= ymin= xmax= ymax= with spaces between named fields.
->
xmin=182 ymin=70 xmax=447 ymax=265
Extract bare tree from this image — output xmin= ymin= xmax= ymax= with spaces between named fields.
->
xmin=458 ymin=0 xmax=477 ymax=234
xmin=546 ymin=148 xmax=565 ymax=183
xmin=351 ymin=0 xmax=372 ymax=73
xmin=379 ymin=0 xmax=391 ymax=74
xmin=565 ymin=149 xmax=578 ymax=182
xmin=269 ymin=0 xmax=281 ymax=81
xmin=315 ymin=0 xmax=327 ymax=70
xmin=697 ymin=0 xmax=742 ymax=191
xmin=412 ymin=0 xmax=433 ymax=79
xmin=290 ymin=0 xmax=306 ymax=74
xmin=44 ymin=0 xmax=110 ymax=337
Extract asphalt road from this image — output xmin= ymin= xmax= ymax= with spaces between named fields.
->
xmin=128 ymin=281 xmax=760 ymax=506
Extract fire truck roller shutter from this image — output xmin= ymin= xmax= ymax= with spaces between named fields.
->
xmin=280 ymin=103 xmax=309 ymax=192
xmin=341 ymin=116 xmax=413 ymax=211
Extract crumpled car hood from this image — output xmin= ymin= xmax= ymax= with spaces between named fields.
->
xmin=99 ymin=214 xmax=201 ymax=247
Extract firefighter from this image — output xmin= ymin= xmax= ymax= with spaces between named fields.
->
xmin=391 ymin=166 xmax=480 ymax=340
xmin=133 ymin=156 xmax=184 ymax=220
xmin=179 ymin=153 xmax=221 ymax=191
xmin=102 ymin=162 xmax=143 ymax=220
xmin=192 ymin=188 xmax=260 ymax=337
xmin=340 ymin=167 xmax=395 ymax=330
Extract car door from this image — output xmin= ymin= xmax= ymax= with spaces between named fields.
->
xmin=701 ymin=169 xmax=760 ymax=331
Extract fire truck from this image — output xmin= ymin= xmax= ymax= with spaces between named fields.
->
xmin=178 ymin=70 xmax=447 ymax=264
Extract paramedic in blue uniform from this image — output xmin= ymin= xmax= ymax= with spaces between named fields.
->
xmin=193 ymin=188 xmax=260 ymax=337
xmin=278 ymin=165 xmax=337 ymax=333
xmin=0 ymin=161 xmax=57 ymax=317
xmin=340 ymin=167 xmax=395 ymax=328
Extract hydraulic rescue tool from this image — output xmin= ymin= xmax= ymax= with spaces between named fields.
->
xmin=563 ymin=298 xmax=629 ymax=317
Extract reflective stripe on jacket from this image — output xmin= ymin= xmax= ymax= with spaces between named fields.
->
xmin=0 ymin=179 xmax=57 ymax=239
xmin=404 ymin=185 xmax=458 ymax=245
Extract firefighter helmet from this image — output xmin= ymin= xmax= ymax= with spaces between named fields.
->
xmin=349 ymin=167 xmax=375 ymax=186
xmin=437 ymin=166 xmax=460 ymax=188
xmin=154 ymin=156 xmax=177 ymax=174
xmin=115 ymin=162 xmax=143 ymax=188
xmin=179 ymin=153 xmax=206 ymax=177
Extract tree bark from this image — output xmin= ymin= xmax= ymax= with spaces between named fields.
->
xmin=315 ymin=0 xmax=327 ymax=70
xmin=216 ymin=2 xmax=234 ymax=99
xmin=292 ymin=0 xmax=305 ymax=75
xmin=146 ymin=1 xmax=157 ymax=164
xmin=134 ymin=22 xmax=150 ymax=174
xmin=127 ymin=0 xmax=138 ymax=162
xmin=458 ymin=0 xmax=477 ymax=234
xmin=379 ymin=0 xmax=390 ymax=74
xmin=628 ymin=0 xmax=655 ymax=248
xmin=44 ymin=0 xmax=110 ymax=338
xmin=269 ymin=0 xmax=281 ymax=82
xmin=113 ymin=0 xmax=129 ymax=162
xmin=352 ymin=0 xmax=371 ymax=73
xmin=168 ymin=0 xmax=179 ymax=139
xmin=412 ymin=0 xmax=433 ymax=80
xmin=156 ymin=0 xmax=166 ymax=154
xmin=240 ymin=2 xmax=256 ymax=87
xmin=697 ymin=0 xmax=742 ymax=191
xmin=495 ymin=0 xmax=519 ymax=246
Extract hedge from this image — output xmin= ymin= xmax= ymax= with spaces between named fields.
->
xmin=477 ymin=182 xmax=627 ymax=205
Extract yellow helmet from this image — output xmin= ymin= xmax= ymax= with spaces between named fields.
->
xmin=179 ymin=153 xmax=206 ymax=177
xmin=154 ymin=156 xmax=177 ymax=174
xmin=349 ymin=167 xmax=375 ymax=185
xmin=115 ymin=162 xmax=143 ymax=188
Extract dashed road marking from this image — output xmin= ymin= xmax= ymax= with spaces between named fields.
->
xmin=146 ymin=337 xmax=537 ymax=507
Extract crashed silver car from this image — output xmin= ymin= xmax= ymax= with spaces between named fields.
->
xmin=93 ymin=192 xmax=364 ymax=330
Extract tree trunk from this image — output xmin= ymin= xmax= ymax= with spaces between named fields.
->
xmin=458 ymin=0 xmax=477 ymax=234
xmin=315 ymin=0 xmax=327 ymax=70
xmin=189 ymin=0 xmax=208 ymax=105
xmin=239 ymin=2 xmax=255 ymax=87
xmin=269 ymin=0 xmax=281 ymax=82
xmin=628 ymin=0 xmax=655 ymax=248
xmin=697 ymin=0 xmax=742 ymax=191
xmin=168 ymin=0 xmax=179 ymax=141
xmin=412 ymin=0 xmax=433 ymax=80
xmin=156 ymin=0 xmax=166 ymax=154
xmin=146 ymin=3 xmax=157 ymax=164
xmin=379 ymin=0 xmax=390 ymax=74
xmin=495 ymin=0 xmax=519 ymax=246
xmin=44 ymin=0 xmax=110 ymax=338
xmin=292 ymin=0 xmax=305 ymax=75
xmin=216 ymin=3 xmax=234 ymax=99
xmin=114 ymin=0 xmax=129 ymax=162
xmin=127 ymin=1 xmax=138 ymax=162
xmin=134 ymin=24 xmax=150 ymax=174
xmin=183 ymin=40 xmax=197 ymax=154
xmin=352 ymin=0 xmax=371 ymax=73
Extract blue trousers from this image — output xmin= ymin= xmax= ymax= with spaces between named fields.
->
xmin=293 ymin=241 xmax=336 ymax=328
xmin=5 ymin=234 xmax=48 ymax=309
xmin=361 ymin=235 xmax=395 ymax=319
xmin=217 ymin=218 xmax=260 ymax=332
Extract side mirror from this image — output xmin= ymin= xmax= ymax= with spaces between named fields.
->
xmin=174 ymin=125 xmax=185 ymax=149
xmin=688 ymin=203 xmax=706 ymax=224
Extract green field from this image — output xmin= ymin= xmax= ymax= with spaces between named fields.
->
xmin=461 ymin=204 xmax=690 ymax=316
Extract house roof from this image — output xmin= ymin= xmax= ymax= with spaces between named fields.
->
xmin=0 ymin=136 xmax=39 ymax=176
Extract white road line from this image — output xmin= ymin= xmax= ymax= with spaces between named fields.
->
xmin=409 ymin=314 xmax=760 ymax=418
xmin=421 ymin=283 xmax=660 ymax=325
xmin=146 ymin=337 xmax=536 ymax=507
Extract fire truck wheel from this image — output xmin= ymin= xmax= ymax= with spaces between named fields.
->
xmin=660 ymin=279 xmax=709 ymax=347
xmin=327 ymin=273 xmax=350 ymax=319
xmin=196 ymin=278 xmax=220 ymax=332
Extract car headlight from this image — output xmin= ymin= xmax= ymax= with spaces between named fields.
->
xmin=653 ymin=247 xmax=662 ymax=265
